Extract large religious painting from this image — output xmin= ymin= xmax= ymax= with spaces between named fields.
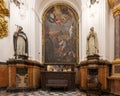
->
xmin=42 ymin=4 xmax=79 ymax=64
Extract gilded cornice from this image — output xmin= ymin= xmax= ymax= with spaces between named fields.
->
xmin=112 ymin=4 xmax=120 ymax=16
xmin=112 ymin=58 xmax=120 ymax=64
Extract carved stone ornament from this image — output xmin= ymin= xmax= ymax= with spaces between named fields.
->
xmin=0 ymin=0 xmax=9 ymax=38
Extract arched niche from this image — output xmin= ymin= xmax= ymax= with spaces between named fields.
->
xmin=37 ymin=0 xmax=81 ymax=20
xmin=42 ymin=3 xmax=79 ymax=64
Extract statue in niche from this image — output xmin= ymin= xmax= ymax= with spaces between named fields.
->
xmin=13 ymin=25 xmax=28 ymax=59
xmin=86 ymin=27 xmax=99 ymax=56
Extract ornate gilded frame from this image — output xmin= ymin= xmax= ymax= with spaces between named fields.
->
xmin=0 ymin=0 xmax=9 ymax=38
xmin=42 ymin=3 xmax=79 ymax=64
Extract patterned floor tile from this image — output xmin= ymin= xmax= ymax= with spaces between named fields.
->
xmin=0 ymin=89 xmax=86 ymax=96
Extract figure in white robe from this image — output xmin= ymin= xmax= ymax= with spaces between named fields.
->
xmin=69 ymin=23 xmax=74 ymax=38
xmin=86 ymin=27 xmax=99 ymax=56
xmin=13 ymin=26 xmax=28 ymax=59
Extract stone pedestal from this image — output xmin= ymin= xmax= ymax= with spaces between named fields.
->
xmin=7 ymin=59 xmax=43 ymax=92
xmin=87 ymin=55 xmax=100 ymax=60
xmin=78 ymin=55 xmax=111 ymax=92
xmin=0 ymin=62 xmax=9 ymax=90
xmin=111 ymin=59 xmax=120 ymax=77
xmin=108 ymin=59 xmax=120 ymax=95
xmin=108 ymin=77 xmax=120 ymax=95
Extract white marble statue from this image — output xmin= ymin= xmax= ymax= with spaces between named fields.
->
xmin=13 ymin=25 xmax=28 ymax=59
xmin=86 ymin=27 xmax=99 ymax=56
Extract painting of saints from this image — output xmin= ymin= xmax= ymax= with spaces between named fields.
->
xmin=43 ymin=4 xmax=78 ymax=64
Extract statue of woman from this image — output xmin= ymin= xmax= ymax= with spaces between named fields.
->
xmin=13 ymin=25 xmax=28 ymax=59
xmin=86 ymin=27 xmax=99 ymax=56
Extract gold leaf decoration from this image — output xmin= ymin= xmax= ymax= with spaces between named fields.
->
xmin=0 ymin=0 xmax=9 ymax=38
xmin=108 ymin=0 xmax=118 ymax=8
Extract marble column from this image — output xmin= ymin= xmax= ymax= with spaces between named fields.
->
xmin=114 ymin=14 xmax=120 ymax=58
xmin=108 ymin=2 xmax=120 ymax=95
xmin=110 ymin=0 xmax=120 ymax=59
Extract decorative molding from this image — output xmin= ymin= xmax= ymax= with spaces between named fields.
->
xmin=112 ymin=58 xmax=120 ymax=63
xmin=112 ymin=4 xmax=120 ymax=16
xmin=7 ymin=59 xmax=44 ymax=67
xmin=80 ymin=59 xmax=111 ymax=66
xmin=0 ymin=61 xmax=7 ymax=64
xmin=0 ymin=86 xmax=7 ymax=90
xmin=7 ymin=87 xmax=40 ymax=92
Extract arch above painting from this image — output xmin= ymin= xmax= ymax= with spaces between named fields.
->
xmin=36 ymin=0 xmax=81 ymax=22
xmin=42 ymin=3 xmax=79 ymax=64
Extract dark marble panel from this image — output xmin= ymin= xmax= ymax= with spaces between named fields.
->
xmin=16 ymin=67 xmax=28 ymax=87
xmin=114 ymin=15 xmax=120 ymax=58
xmin=16 ymin=67 xmax=28 ymax=76
xmin=115 ymin=65 xmax=120 ymax=73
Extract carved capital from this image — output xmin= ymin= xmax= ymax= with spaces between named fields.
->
xmin=112 ymin=4 xmax=120 ymax=16
xmin=108 ymin=0 xmax=117 ymax=8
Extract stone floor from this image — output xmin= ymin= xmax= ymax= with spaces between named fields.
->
xmin=0 ymin=89 xmax=114 ymax=96
xmin=0 ymin=89 xmax=86 ymax=96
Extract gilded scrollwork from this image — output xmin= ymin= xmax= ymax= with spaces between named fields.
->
xmin=112 ymin=4 xmax=120 ymax=16
xmin=0 ymin=17 xmax=8 ymax=38
xmin=0 ymin=0 xmax=9 ymax=38
xmin=108 ymin=0 xmax=120 ymax=16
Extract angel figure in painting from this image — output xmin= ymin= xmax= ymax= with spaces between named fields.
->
xmin=86 ymin=27 xmax=99 ymax=56
xmin=13 ymin=25 xmax=28 ymax=59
